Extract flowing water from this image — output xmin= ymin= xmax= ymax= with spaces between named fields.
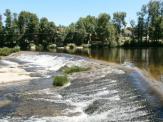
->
xmin=0 ymin=51 xmax=163 ymax=121
xmin=58 ymin=47 xmax=163 ymax=82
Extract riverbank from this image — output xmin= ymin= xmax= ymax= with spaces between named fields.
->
xmin=0 ymin=51 xmax=162 ymax=121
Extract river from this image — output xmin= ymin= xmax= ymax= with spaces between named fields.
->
xmin=58 ymin=47 xmax=163 ymax=82
xmin=0 ymin=50 xmax=163 ymax=122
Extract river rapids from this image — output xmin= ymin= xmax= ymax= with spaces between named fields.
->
xmin=0 ymin=52 xmax=163 ymax=122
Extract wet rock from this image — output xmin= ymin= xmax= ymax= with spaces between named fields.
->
xmin=0 ymin=99 xmax=11 ymax=108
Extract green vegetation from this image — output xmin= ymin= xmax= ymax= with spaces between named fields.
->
xmin=0 ymin=47 xmax=20 ymax=56
xmin=47 ymin=44 xmax=57 ymax=50
xmin=124 ymin=0 xmax=163 ymax=47
xmin=63 ymin=66 xmax=90 ymax=74
xmin=53 ymin=75 xmax=69 ymax=86
xmin=66 ymin=43 xmax=77 ymax=50
xmin=0 ymin=1 xmax=162 ymax=49
xmin=53 ymin=66 xmax=90 ymax=86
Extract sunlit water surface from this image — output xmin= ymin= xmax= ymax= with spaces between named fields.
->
xmin=0 ymin=51 xmax=163 ymax=122
xmin=58 ymin=47 xmax=163 ymax=82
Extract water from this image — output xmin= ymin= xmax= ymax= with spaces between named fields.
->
xmin=0 ymin=52 xmax=163 ymax=121
xmin=57 ymin=47 xmax=163 ymax=81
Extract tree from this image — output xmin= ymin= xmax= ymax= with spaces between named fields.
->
xmin=18 ymin=11 xmax=39 ymax=50
xmin=75 ymin=15 xmax=97 ymax=44
xmin=18 ymin=11 xmax=30 ymax=49
xmin=130 ymin=20 xmax=136 ymax=42
xmin=4 ymin=9 xmax=13 ymax=47
xmin=0 ymin=14 xmax=4 ymax=47
xmin=26 ymin=13 xmax=39 ymax=45
xmin=11 ymin=13 xmax=19 ymax=47
xmin=108 ymin=23 xmax=118 ymax=47
xmin=137 ymin=16 xmax=144 ymax=44
xmin=96 ymin=13 xmax=111 ymax=45
xmin=131 ymin=1 xmax=163 ymax=47
xmin=147 ymin=0 xmax=162 ymax=42
xmin=55 ymin=25 xmax=66 ymax=46
xmin=64 ymin=23 xmax=84 ymax=46
xmin=113 ymin=12 xmax=126 ymax=34
xmin=83 ymin=16 xmax=97 ymax=44
xmin=39 ymin=17 xmax=50 ymax=49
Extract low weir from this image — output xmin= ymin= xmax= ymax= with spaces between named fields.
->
xmin=0 ymin=52 xmax=162 ymax=122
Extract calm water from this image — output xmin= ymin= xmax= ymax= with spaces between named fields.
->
xmin=57 ymin=47 xmax=163 ymax=81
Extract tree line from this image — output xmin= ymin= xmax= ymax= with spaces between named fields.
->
xmin=126 ymin=0 xmax=163 ymax=47
xmin=0 ymin=0 xmax=163 ymax=50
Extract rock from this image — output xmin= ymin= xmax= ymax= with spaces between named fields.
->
xmin=0 ymin=99 xmax=11 ymax=108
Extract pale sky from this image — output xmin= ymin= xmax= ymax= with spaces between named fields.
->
xmin=0 ymin=0 xmax=150 ymax=26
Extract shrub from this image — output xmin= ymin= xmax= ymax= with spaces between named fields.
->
xmin=48 ymin=44 xmax=57 ymax=50
xmin=30 ymin=44 xmax=36 ymax=51
xmin=36 ymin=44 xmax=43 ymax=51
xmin=0 ymin=47 xmax=20 ymax=56
xmin=63 ymin=66 xmax=90 ymax=74
xmin=14 ymin=45 xmax=21 ymax=51
xmin=53 ymin=75 xmax=69 ymax=86
xmin=66 ymin=43 xmax=77 ymax=50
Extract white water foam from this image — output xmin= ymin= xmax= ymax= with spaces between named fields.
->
xmin=1 ymin=104 xmax=148 ymax=122
xmin=17 ymin=54 xmax=87 ymax=70
xmin=0 ymin=60 xmax=18 ymax=67
xmin=16 ymin=54 xmax=87 ymax=78
xmin=0 ymin=54 xmax=151 ymax=122
xmin=17 ymin=55 xmax=67 ymax=71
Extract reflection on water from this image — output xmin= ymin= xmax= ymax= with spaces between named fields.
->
xmin=57 ymin=48 xmax=163 ymax=81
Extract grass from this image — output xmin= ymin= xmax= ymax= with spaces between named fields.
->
xmin=0 ymin=47 xmax=20 ymax=56
xmin=53 ymin=75 xmax=69 ymax=86
xmin=53 ymin=66 xmax=90 ymax=87
xmin=63 ymin=66 xmax=90 ymax=74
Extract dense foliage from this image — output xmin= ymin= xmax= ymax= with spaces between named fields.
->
xmin=0 ymin=47 xmax=20 ymax=56
xmin=125 ymin=0 xmax=163 ymax=47
xmin=0 ymin=0 xmax=163 ymax=49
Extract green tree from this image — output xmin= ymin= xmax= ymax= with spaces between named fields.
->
xmin=76 ymin=16 xmax=97 ymax=44
xmin=147 ymin=0 xmax=162 ymax=42
xmin=18 ymin=11 xmax=39 ymax=50
xmin=0 ymin=14 xmax=4 ymax=47
xmin=39 ymin=17 xmax=50 ymax=49
xmin=18 ymin=11 xmax=30 ymax=49
xmin=132 ymin=1 xmax=163 ymax=47
xmin=11 ymin=13 xmax=19 ymax=47
xmin=129 ymin=20 xmax=136 ymax=44
xmin=96 ymin=13 xmax=111 ymax=46
xmin=136 ymin=11 xmax=145 ymax=44
xmin=64 ymin=23 xmax=84 ymax=46
xmin=55 ymin=25 xmax=66 ymax=46
xmin=4 ymin=9 xmax=13 ymax=47
xmin=113 ymin=12 xmax=126 ymax=34
xmin=27 ymin=13 xmax=39 ymax=46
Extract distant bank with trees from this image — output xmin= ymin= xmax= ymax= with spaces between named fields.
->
xmin=0 ymin=0 xmax=163 ymax=51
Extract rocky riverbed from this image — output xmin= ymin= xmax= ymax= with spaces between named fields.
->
xmin=0 ymin=51 xmax=163 ymax=122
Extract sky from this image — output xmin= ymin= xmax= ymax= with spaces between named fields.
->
xmin=0 ymin=0 xmax=150 ymax=26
